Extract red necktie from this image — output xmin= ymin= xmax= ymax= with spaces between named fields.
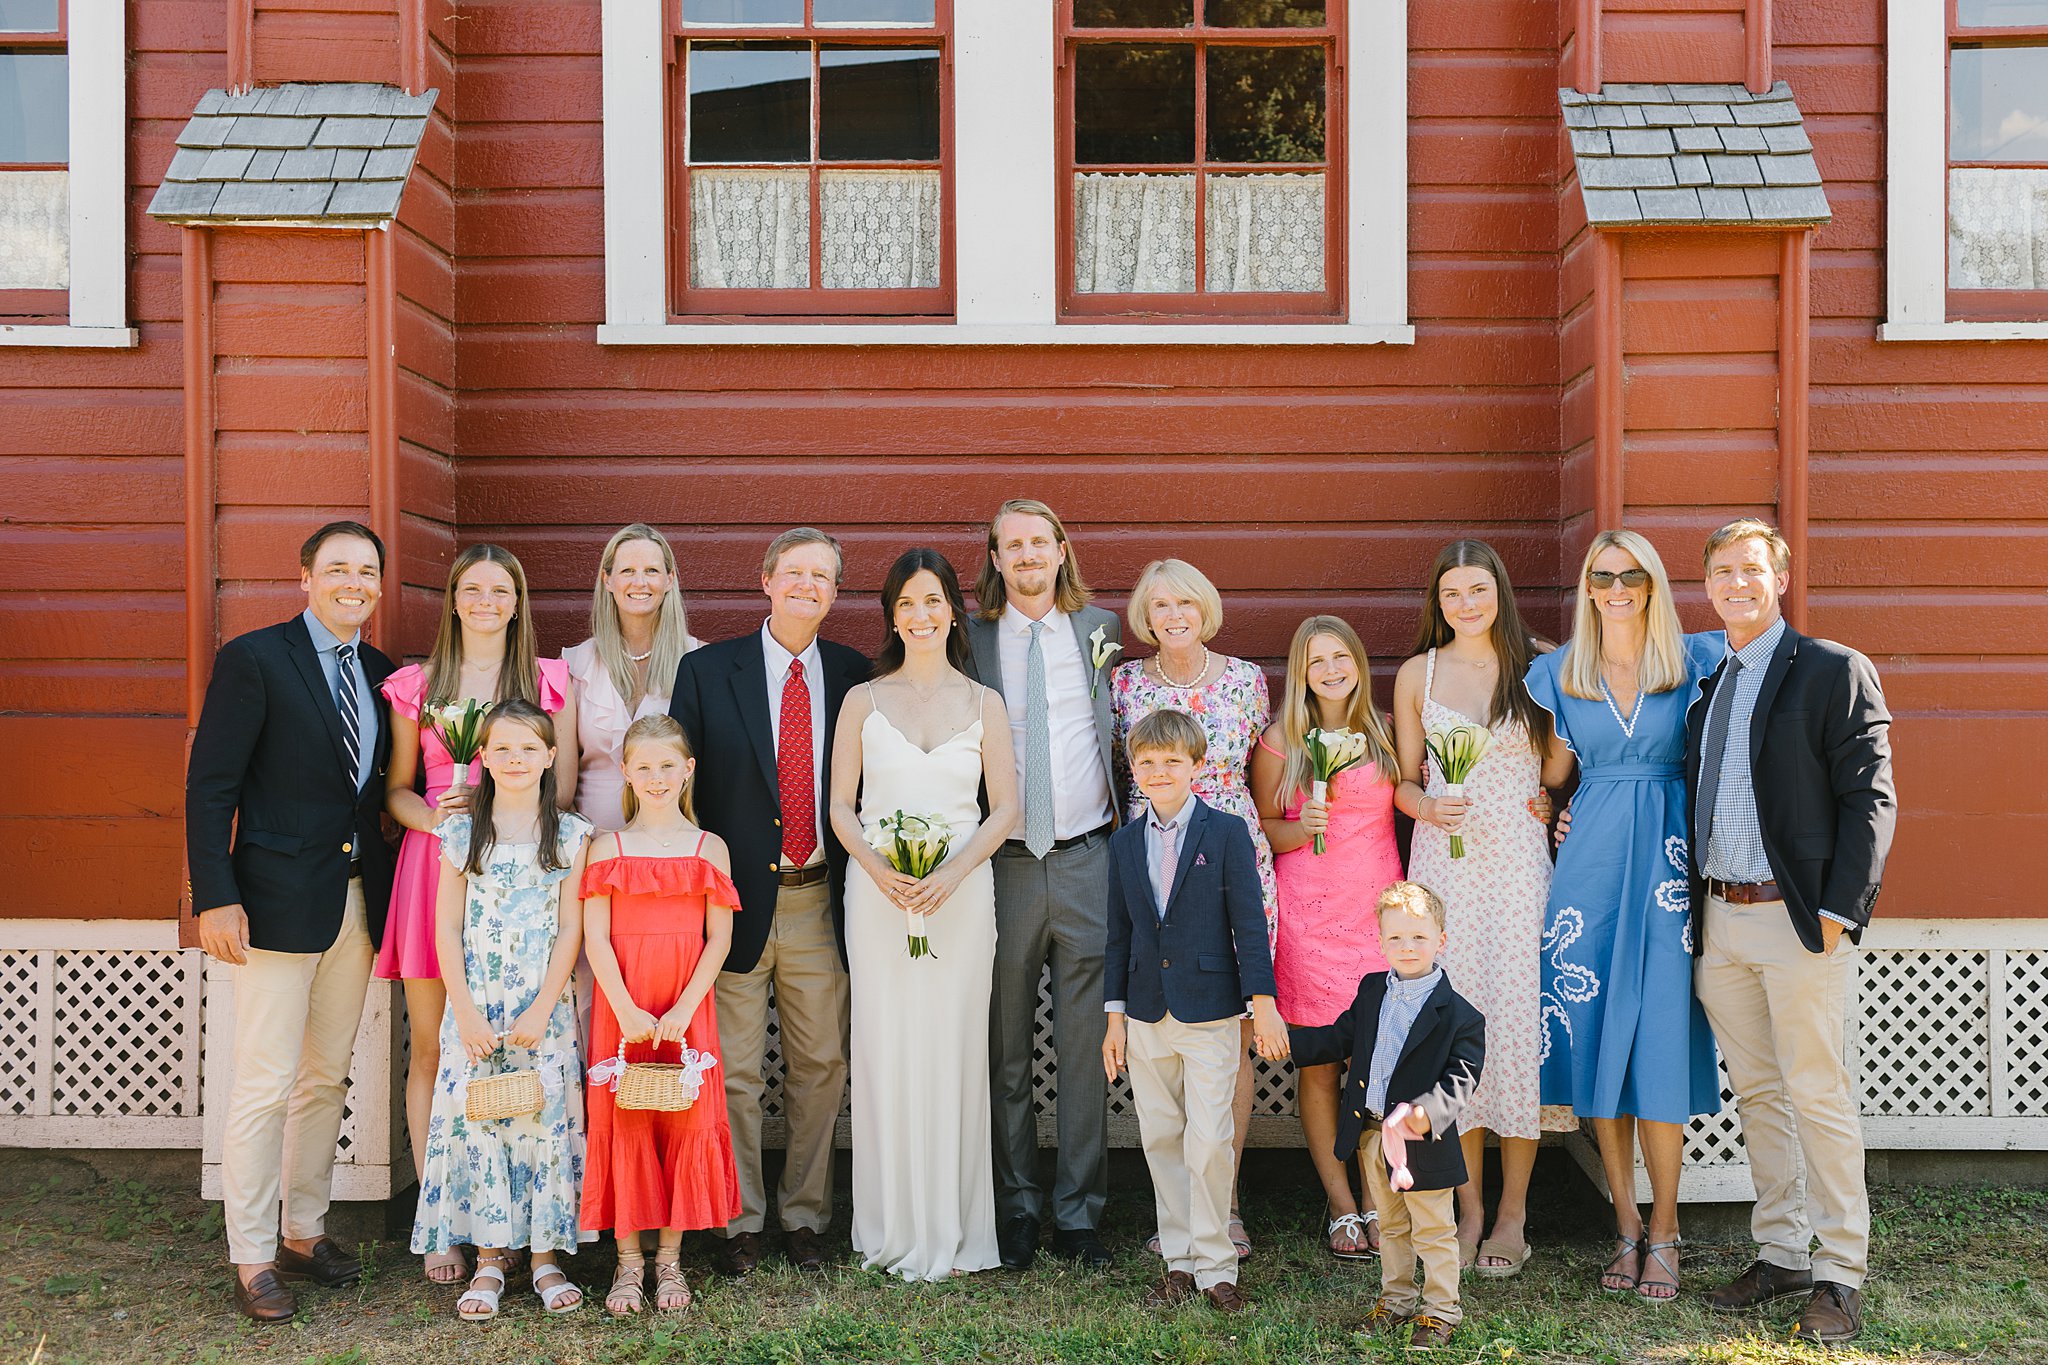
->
xmin=778 ymin=658 xmax=817 ymax=867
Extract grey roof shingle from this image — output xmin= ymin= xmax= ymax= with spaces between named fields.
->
xmin=148 ymin=83 xmax=438 ymax=226
xmin=1561 ymin=79 xmax=1830 ymax=226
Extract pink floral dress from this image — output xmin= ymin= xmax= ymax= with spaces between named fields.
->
xmin=1110 ymin=655 xmax=1279 ymax=942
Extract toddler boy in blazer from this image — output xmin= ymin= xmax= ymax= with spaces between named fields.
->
xmin=1289 ymin=881 xmax=1485 ymax=1351
xmin=1103 ymin=709 xmax=1286 ymax=1313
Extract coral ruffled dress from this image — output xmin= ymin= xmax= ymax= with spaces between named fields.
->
xmin=578 ymin=834 xmax=743 ymax=1235
xmin=375 ymin=657 xmax=573 ymax=980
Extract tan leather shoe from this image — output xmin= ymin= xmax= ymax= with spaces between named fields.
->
xmin=1792 ymin=1282 xmax=1864 ymax=1344
xmin=1408 ymin=1314 xmax=1454 ymax=1350
xmin=1202 ymin=1280 xmax=1250 ymax=1313
xmin=1140 ymin=1270 xmax=1196 ymax=1309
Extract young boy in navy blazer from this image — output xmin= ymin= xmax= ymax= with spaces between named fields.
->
xmin=1103 ymin=709 xmax=1287 ymax=1314
xmin=1289 ymin=881 xmax=1485 ymax=1351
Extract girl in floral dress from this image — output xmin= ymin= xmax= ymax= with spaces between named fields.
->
xmin=412 ymin=700 xmax=594 ymax=1321
xmin=580 ymin=716 xmax=741 ymax=1316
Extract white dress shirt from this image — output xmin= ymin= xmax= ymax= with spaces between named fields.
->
xmin=761 ymin=620 xmax=826 ymax=868
xmin=997 ymin=605 xmax=1114 ymax=839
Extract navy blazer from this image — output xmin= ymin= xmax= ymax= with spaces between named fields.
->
xmin=1104 ymin=796 xmax=1276 ymax=1026
xmin=1290 ymin=969 xmax=1486 ymax=1192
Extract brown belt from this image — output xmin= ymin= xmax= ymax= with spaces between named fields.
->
xmin=1708 ymin=877 xmax=1782 ymax=905
xmin=778 ymin=863 xmax=829 ymax=888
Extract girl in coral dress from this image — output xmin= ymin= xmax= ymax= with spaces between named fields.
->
xmin=382 ymin=543 xmax=579 ymax=1283
xmin=579 ymin=715 xmax=740 ymax=1315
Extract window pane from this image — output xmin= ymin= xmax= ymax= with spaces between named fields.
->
xmin=1074 ymin=45 xmax=1195 ymax=163
xmin=1074 ymin=172 xmax=1194 ymax=291
xmin=682 ymin=0 xmax=802 ymax=23
xmin=688 ymin=43 xmax=811 ymax=163
xmin=1957 ymin=1 xmax=2048 ymax=25
xmin=815 ymin=0 xmax=935 ymax=22
xmin=1072 ymin=0 xmax=1193 ymax=28
xmin=820 ymin=47 xmax=940 ymax=160
xmin=1206 ymin=171 xmax=1322 ymax=291
xmin=690 ymin=168 xmax=811 ymax=287
xmin=1950 ymin=166 xmax=2048 ymax=288
xmin=0 ymin=51 xmax=66 ymax=163
xmin=1207 ymin=45 xmax=1324 ymax=162
xmin=0 ymin=168 xmax=67 ymax=289
xmin=1952 ymin=46 xmax=2048 ymax=162
xmin=821 ymin=168 xmax=940 ymax=287
xmin=0 ymin=0 xmax=59 ymax=33
xmin=1204 ymin=0 xmax=1325 ymax=27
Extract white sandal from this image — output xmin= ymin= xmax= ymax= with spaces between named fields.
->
xmin=532 ymin=1260 xmax=583 ymax=1315
xmin=457 ymin=1254 xmax=507 ymax=1322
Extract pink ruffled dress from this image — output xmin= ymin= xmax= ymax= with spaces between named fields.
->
xmin=375 ymin=657 xmax=573 ymax=980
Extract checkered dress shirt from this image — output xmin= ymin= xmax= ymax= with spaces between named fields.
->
xmin=1701 ymin=618 xmax=1785 ymax=884
xmin=1366 ymin=967 xmax=1443 ymax=1117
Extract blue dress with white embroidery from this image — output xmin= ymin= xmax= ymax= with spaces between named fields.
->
xmin=1526 ymin=633 xmax=1723 ymax=1124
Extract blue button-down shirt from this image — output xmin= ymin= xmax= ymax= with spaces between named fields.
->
xmin=302 ymin=609 xmax=378 ymax=793
xmin=1143 ymin=795 xmax=1197 ymax=920
xmin=1366 ymin=966 xmax=1443 ymax=1116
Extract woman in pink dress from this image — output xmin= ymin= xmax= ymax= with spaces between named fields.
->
xmin=1251 ymin=615 xmax=1403 ymax=1261
xmin=382 ymin=543 xmax=578 ymax=1282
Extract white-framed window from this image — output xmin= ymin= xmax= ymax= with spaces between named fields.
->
xmin=598 ymin=0 xmax=1410 ymax=345
xmin=1884 ymin=0 xmax=2048 ymax=340
xmin=0 ymin=0 xmax=131 ymax=347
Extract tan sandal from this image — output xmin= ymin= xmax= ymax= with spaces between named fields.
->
xmin=424 ymin=1246 xmax=468 ymax=1284
xmin=606 ymin=1254 xmax=646 ymax=1316
xmin=654 ymin=1258 xmax=692 ymax=1313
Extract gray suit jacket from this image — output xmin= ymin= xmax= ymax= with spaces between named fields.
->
xmin=964 ymin=602 xmax=1122 ymax=821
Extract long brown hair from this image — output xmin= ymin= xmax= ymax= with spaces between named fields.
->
xmin=464 ymin=700 xmax=567 ymax=877
xmin=974 ymin=498 xmax=1094 ymax=620
xmin=873 ymin=548 xmax=974 ymax=678
xmin=619 ymin=715 xmax=698 ymax=825
xmin=1410 ymin=539 xmax=1549 ymax=749
xmin=1273 ymin=615 xmax=1398 ymax=808
xmin=424 ymin=544 xmax=541 ymax=712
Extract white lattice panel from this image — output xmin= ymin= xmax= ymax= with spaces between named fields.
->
xmin=0 ymin=950 xmax=41 ymax=1117
xmin=1859 ymin=948 xmax=1992 ymax=1116
xmin=2001 ymin=950 xmax=2048 ymax=1116
xmin=1684 ymin=1059 xmax=1746 ymax=1166
xmin=50 ymin=951 xmax=199 ymax=1118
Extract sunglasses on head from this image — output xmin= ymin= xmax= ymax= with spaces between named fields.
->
xmin=1588 ymin=569 xmax=1650 ymax=588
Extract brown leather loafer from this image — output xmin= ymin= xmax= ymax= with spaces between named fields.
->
xmin=1408 ymin=1314 xmax=1454 ymax=1350
xmin=231 ymin=1267 xmax=297 ymax=1323
xmin=1141 ymin=1270 xmax=1196 ymax=1309
xmin=275 ymin=1237 xmax=362 ymax=1288
xmin=1792 ymin=1282 xmax=1864 ymax=1344
xmin=1202 ymin=1280 xmax=1250 ymax=1313
xmin=714 ymin=1230 xmax=762 ymax=1277
xmin=1707 ymin=1258 xmax=1813 ymax=1312
xmin=785 ymin=1226 xmax=832 ymax=1272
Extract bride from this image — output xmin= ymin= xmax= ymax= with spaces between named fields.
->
xmin=828 ymin=547 xmax=1019 ymax=1281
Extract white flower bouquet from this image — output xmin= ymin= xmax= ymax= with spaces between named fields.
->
xmin=1303 ymin=727 xmax=1372 ymax=855
xmin=867 ymin=811 xmax=955 ymax=959
xmin=1424 ymin=721 xmax=1492 ymax=858
xmin=1087 ymin=622 xmax=1122 ymax=699
xmin=426 ymin=697 xmax=489 ymax=788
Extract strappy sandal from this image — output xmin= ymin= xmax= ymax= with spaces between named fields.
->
xmin=605 ymin=1254 xmax=646 ymax=1316
xmin=424 ymin=1246 xmax=468 ymax=1285
xmin=1326 ymin=1212 xmax=1375 ymax=1261
xmin=1470 ymin=1237 xmax=1533 ymax=1279
xmin=1600 ymin=1235 xmax=1643 ymax=1294
xmin=1636 ymin=1238 xmax=1683 ymax=1304
xmin=457 ymin=1254 xmax=507 ymax=1322
xmin=532 ymin=1259 xmax=583 ymax=1315
xmin=653 ymin=1258 xmax=693 ymax=1313
xmin=1227 ymin=1216 xmax=1252 ymax=1261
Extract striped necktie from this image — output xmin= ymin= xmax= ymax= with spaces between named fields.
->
xmin=335 ymin=642 xmax=361 ymax=785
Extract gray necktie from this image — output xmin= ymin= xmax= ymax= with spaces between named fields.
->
xmin=1693 ymin=653 xmax=1744 ymax=870
xmin=1023 ymin=621 xmax=1056 ymax=858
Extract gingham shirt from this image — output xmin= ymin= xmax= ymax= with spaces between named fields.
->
xmin=1366 ymin=966 xmax=1443 ymax=1117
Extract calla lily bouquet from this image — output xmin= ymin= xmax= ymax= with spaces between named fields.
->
xmin=427 ymin=697 xmax=489 ymax=788
xmin=1087 ymin=623 xmax=1122 ymax=699
xmin=1303 ymin=727 xmax=1372 ymax=855
xmin=867 ymin=811 xmax=955 ymax=959
xmin=1424 ymin=722 xmax=1492 ymax=858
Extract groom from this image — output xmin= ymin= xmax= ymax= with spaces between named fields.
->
xmin=672 ymin=527 xmax=869 ymax=1274
xmin=966 ymin=499 xmax=1122 ymax=1270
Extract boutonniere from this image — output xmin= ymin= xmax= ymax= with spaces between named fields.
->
xmin=1087 ymin=622 xmax=1122 ymax=699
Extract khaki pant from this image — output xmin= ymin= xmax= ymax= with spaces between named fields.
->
xmin=222 ymin=881 xmax=375 ymax=1264
xmin=1362 ymin=1129 xmax=1462 ymax=1324
xmin=1127 ymin=1012 xmax=1239 ymax=1290
xmin=715 ymin=879 xmax=849 ymax=1235
xmin=1696 ymin=892 xmax=1868 ymax=1287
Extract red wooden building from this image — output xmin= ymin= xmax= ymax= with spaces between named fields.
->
xmin=2 ymin=0 xmax=2043 ymax=1187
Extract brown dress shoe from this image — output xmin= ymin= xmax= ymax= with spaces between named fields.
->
xmin=1140 ymin=1270 xmax=1197 ymax=1309
xmin=785 ymin=1226 xmax=833 ymax=1272
xmin=1408 ymin=1314 xmax=1454 ymax=1350
xmin=1706 ymin=1258 xmax=1813 ymax=1313
xmin=1792 ymin=1282 xmax=1864 ymax=1344
xmin=275 ymin=1237 xmax=362 ymax=1287
xmin=1202 ymin=1280 xmax=1250 ymax=1313
xmin=231 ymin=1267 xmax=297 ymax=1323
xmin=714 ymin=1230 xmax=762 ymax=1277
xmin=1362 ymin=1298 xmax=1412 ymax=1333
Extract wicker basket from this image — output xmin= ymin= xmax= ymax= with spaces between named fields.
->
xmin=465 ymin=1043 xmax=544 ymax=1123
xmin=616 ymin=1057 xmax=700 ymax=1113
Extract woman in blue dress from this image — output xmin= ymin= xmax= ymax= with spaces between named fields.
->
xmin=1526 ymin=529 xmax=1721 ymax=1305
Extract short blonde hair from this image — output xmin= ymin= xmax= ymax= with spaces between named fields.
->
xmin=1127 ymin=558 xmax=1224 ymax=646
xmin=1127 ymin=708 xmax=1208 ymax=765
xmin=1702 ymin=518 xmax=1791 ymax=576
xmin=1377 ymin=880 xmax=1446 ymax=932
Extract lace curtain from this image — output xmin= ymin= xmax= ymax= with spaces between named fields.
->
xmin=1073 ymin=171 xmax=1325 ymax=294
xmin=689 ymin=167 xmax=941 ymax=290
xmin=0 ymin=170 xmax=69 ymax=291
xmin=1950 ymin=167 xmax=2048 ymax=290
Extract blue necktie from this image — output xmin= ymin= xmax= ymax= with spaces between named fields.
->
xmin=336 ymin=642 xmax=361 ymax=785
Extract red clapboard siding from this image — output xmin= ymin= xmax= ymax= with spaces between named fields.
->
xmin=1603 ymin=0 xmax=1747 ymax=85
xmin=251 ymin=0 xmax=399 ymax=85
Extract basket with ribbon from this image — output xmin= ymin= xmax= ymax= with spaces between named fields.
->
xmin=588 ymin=1040 xmax=720 ymax=1113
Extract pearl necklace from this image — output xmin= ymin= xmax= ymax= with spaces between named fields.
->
xmin=1153 ymin=645 xmax=1210 ymax=691
xmin=626 ymin=647 xmax=653 ymax=663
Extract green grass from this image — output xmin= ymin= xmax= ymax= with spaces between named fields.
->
xmin=2 ymin=1150 xmax=2042 ymax=1364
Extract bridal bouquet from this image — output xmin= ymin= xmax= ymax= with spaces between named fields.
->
xmin=1424 ymin=722 xmax=1492 ymax=858
xmin=1303 ymin=727 xmax=1372 ymax=855
xmin=868 ymin=811 xmax=955 ymax=960
xmin=426 ymin=697 xmax=489 ymax=789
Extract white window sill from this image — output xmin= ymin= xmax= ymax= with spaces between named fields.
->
xmin=0 ymin=324 xmax=138 ymax=347
xmin=596 ymin=322 xmax=1415 ymax=347
xmin=1881 ymin=320 xmax=2048 ymax=342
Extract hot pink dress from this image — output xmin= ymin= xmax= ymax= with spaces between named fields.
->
xmin=1259 ymin=736 xmax=1403 ymax=1027
xmin=375 ymin=657 xmax=573 ymax=980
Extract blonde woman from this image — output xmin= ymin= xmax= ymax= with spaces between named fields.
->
xmin=1526 ymin=530 xmax=1722 ymax=1303
xmin=565 ymin=524 xmax=702 ymax=831
xmin=1251 ymin=616 xmax=1403 ymax=1260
